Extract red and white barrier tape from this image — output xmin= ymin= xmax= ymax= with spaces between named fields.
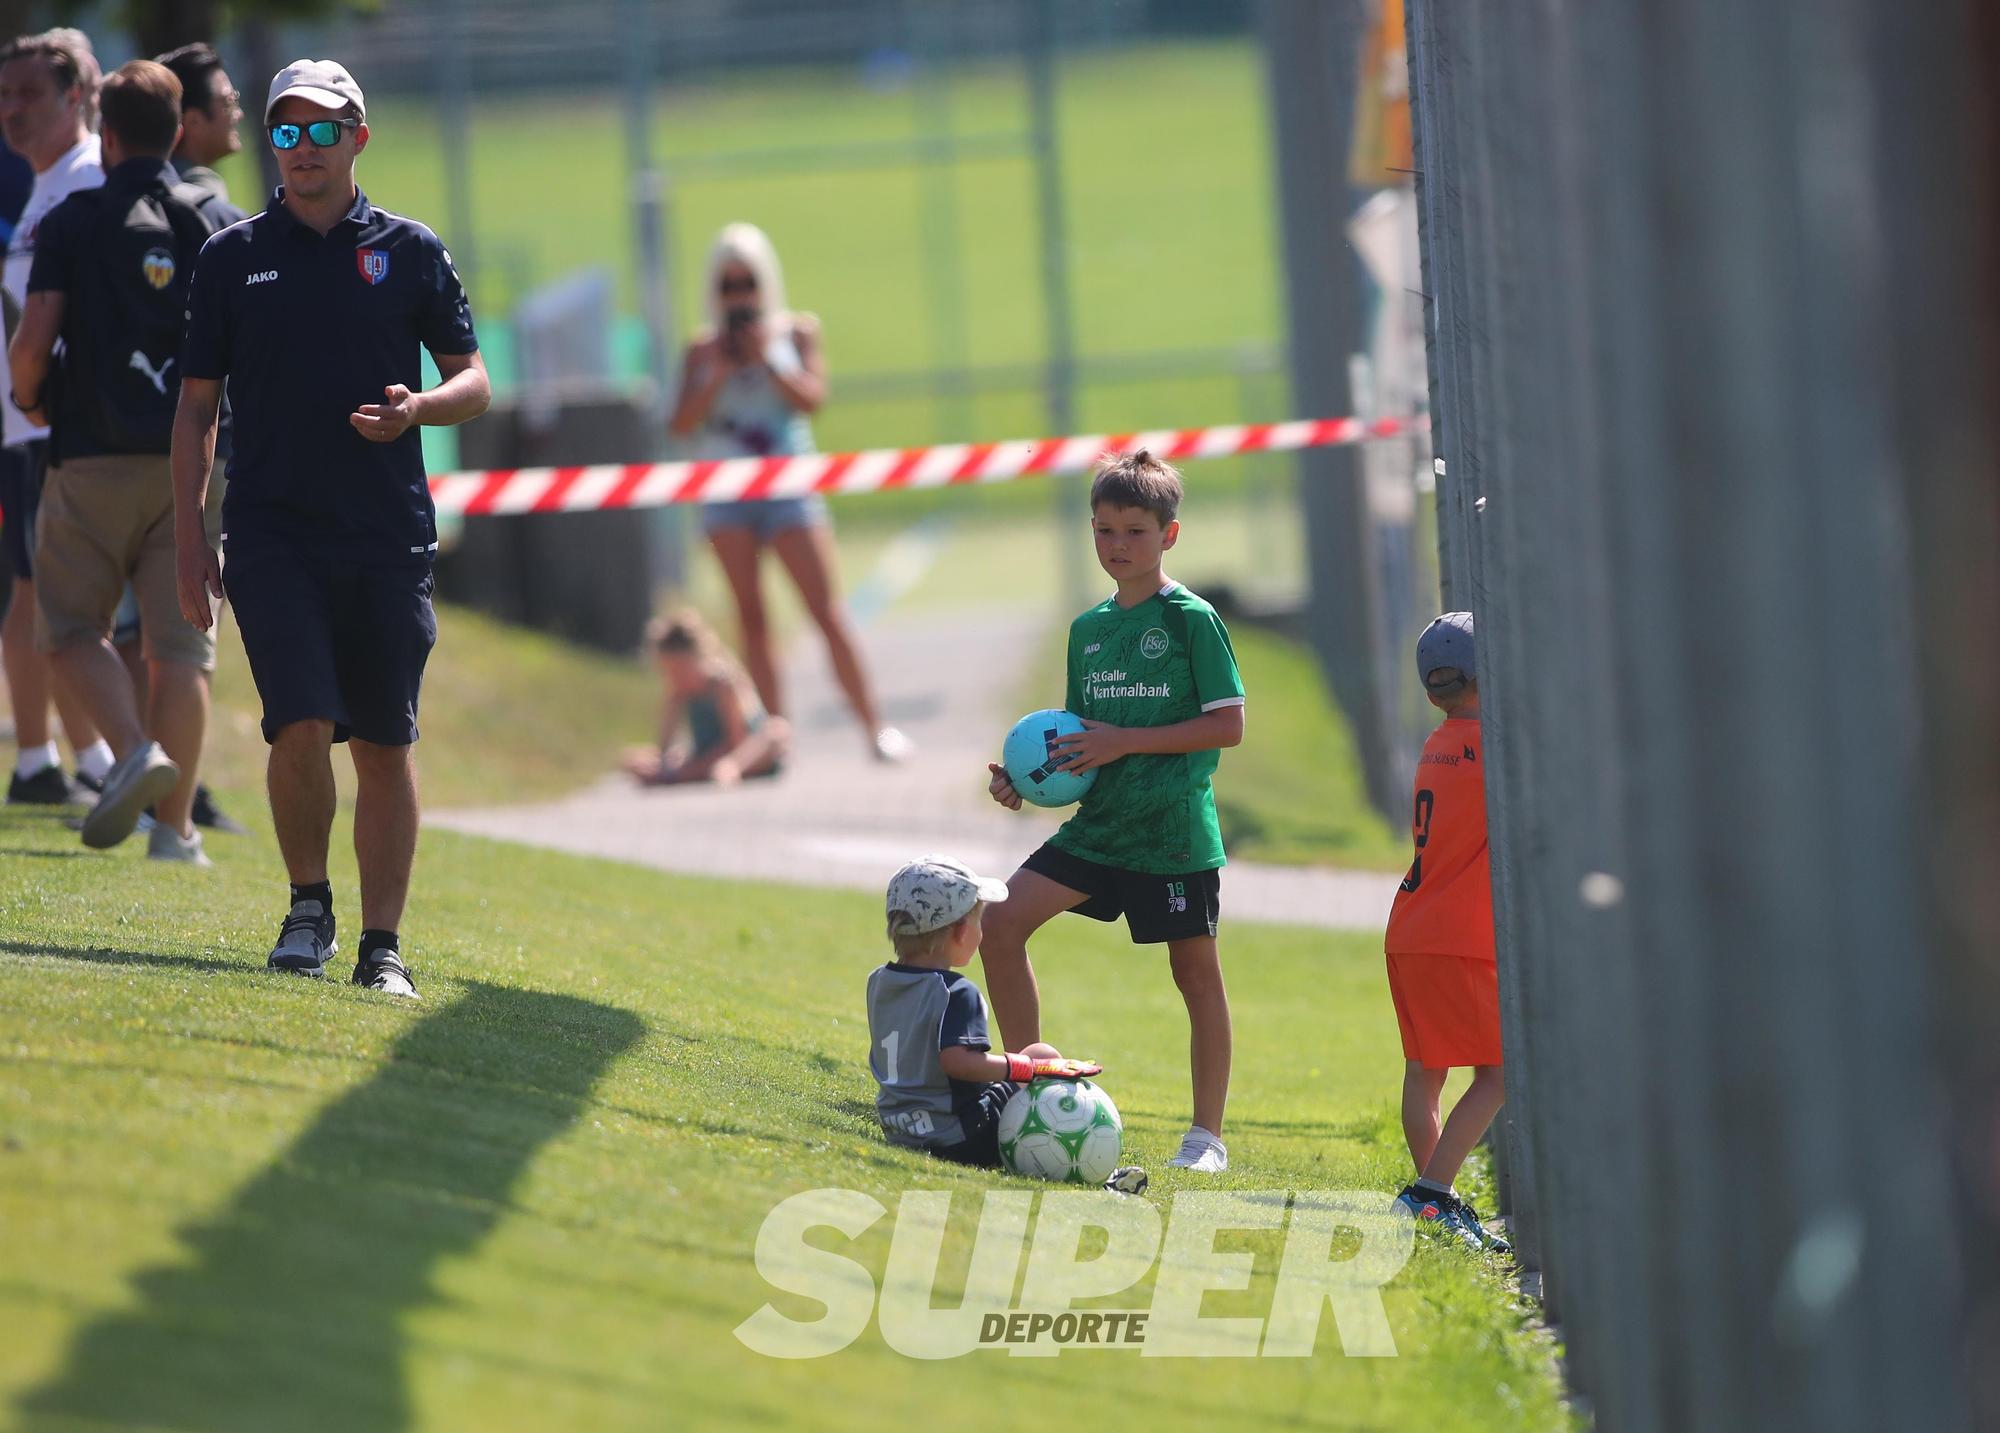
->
xmin=427 ymin=414 xmax=1429 ymax=518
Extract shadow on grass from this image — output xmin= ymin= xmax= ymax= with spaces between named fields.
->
xmin=18 ymin=981 xmax=644 ymax=1433
xmin=0 ymin=939 xmax=243 ymax=976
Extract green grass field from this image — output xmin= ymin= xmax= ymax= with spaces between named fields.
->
xmin=0 ymin=41 xmax=1521 ymax=1420
xmin=0 ymin=833 xmax=1563 ymax=1433
xmin=0 ymin=606 xmax=1556 ymax=1430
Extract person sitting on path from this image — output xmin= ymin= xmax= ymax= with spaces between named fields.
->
xmin=621 ymin=608 xmax=787 ymax=787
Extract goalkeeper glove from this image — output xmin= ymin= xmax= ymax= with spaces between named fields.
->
xmin=1004 ymin=1053 xmax=1103 ymax=1081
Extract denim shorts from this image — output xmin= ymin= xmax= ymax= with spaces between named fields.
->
xmin=699 ymin=495 xmax=828 ymax=541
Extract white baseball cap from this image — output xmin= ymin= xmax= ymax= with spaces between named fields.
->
xmin=886 ymin=855 xmax=1010 ymax=936
xmin=265 ymin=58 xmax=366 ymax=125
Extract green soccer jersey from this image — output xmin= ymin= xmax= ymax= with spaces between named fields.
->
xmin=1051 ymin=581 xmax=1246 ymax=874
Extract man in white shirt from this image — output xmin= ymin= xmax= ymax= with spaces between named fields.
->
xmin=0 ymin=30 xmax=108 ymax=804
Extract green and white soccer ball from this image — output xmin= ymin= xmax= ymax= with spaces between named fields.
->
xmin=998 ymin=1077 xmax=1123 ymax=1184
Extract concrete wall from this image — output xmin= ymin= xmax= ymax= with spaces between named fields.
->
xmin=1405 ymin=0 xmax=1999 ymax=1428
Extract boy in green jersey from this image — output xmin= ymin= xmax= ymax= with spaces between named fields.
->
xmin=983 ymin=449 xmax=1246 ymax=1172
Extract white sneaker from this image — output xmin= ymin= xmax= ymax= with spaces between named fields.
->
xmin=873 ymin=727 xmax=914 ymax=762
xmin=1167 ymin=1127 xmax=1228 ymax=1172
xmin=80 ymin=742 xmax=180 ymax=850
xmin=146 ymin=822 xmax=212 ymax=868
xmin=352 ymin=949 xmax=419 ymax=1000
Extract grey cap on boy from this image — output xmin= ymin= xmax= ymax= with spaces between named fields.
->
xmin=1416 ymin=611 xmax=1476 ymax=688
xmin=265 ymin=59 xmax=366 ymax=124
xmin=886 ymin=855 xmax=1010 ymax=936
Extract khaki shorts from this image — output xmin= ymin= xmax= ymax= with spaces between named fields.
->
xmin=33 ymin=453 xmax=219 ymax=669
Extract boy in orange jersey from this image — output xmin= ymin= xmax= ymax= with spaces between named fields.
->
xmin=1385 ymin=611 xmax=1509 ymax=1254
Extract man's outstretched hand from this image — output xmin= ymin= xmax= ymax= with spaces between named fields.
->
xmin=350 ymin=383 xmax=417 ymax=442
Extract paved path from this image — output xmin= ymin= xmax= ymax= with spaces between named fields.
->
xmin=432 ymin=599 xmax=1399 ymax=932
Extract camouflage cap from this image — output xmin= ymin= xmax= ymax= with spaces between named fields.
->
xmin=886 ymin=855 xmax=1009 ymax=936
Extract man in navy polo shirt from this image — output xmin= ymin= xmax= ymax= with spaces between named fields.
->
xmin=171 ymin=58 xmax=490 ymax=999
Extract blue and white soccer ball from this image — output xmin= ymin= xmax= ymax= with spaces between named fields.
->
xmin=998 ymin=1077 xmax=1123 ymax=1185
xmin=1002 ymin=708 xmax=1098 ymax=808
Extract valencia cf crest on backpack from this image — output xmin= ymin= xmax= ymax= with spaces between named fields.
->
xmin=356 ymin=248 xmax=389 ymax=285
xmin=141 ymin=247 xmax=176 ymax=290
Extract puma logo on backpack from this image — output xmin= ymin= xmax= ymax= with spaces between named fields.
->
xmin=129 ymin=350 xmax=174 ymax=395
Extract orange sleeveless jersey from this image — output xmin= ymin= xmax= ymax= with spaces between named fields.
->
xmin=1384 ymin=718 xmax=1495 ymax=961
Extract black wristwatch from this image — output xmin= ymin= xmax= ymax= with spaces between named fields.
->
xmin=9 ymin=387 xmax=39 ymax=412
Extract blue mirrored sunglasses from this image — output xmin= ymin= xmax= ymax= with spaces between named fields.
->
xmin=269 ymin=118 xmax=357 ymax=150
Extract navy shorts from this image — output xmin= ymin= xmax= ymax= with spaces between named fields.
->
xmin=0 ymin=440 xmax=48 ymax=581
xmin=930 ymin=1080 xmax=1019 ymax=1168
xmin=223 ymin=540 xmax=437 ymax=745
xmin=1023 ymin=841 xmax=1222 ymax=944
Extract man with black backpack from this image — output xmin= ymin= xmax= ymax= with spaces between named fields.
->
xmin=7 ymin=59 xmax=229 ymax=862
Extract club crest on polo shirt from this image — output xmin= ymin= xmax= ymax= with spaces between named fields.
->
xmin=142 ymin=247 xmax=175 ymax=290
xmin=356 ymin=248 xmax=390 ymax=285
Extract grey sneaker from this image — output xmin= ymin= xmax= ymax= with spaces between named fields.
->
xmin=146 ymin=822 xmax=212 ymax=868
xmin=267 ymin=900 xmax=336 ymax=977
xmin=80 ymin=742 xmax=179 ymax=849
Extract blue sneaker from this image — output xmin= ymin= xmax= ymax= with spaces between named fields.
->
xmin=1451 ymin=1194 xmax=1513 ymax=1255
xmin=1393 ymin=1182 xmax=1483 ymax=1250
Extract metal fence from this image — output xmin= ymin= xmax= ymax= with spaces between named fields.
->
xmin=1405 ymin=0 xmax=1998 ymax=1429
xmin=259 ymin=0 xmax=1273 ymax=443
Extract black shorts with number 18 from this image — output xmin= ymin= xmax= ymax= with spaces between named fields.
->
xmin=1022 ymin=842 xmax=1221 ymax=945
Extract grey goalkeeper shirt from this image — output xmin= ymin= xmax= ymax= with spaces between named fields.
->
xmin=866 ymin=962 xmax=992 ymax=1148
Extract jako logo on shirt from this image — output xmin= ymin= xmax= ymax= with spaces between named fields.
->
xmin=141 ymin=248 xmax=175 ymax=290
xmin=245 ymin=270 xmax=278 ymax=285
xmin=356 ymin=248 xmax=390 ymax=285
xmin=1140 ymin=629 xmax=1170 ymax=660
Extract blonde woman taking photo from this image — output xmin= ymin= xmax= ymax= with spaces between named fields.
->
xmin=668 ymin=222 xmax=909 ymax=763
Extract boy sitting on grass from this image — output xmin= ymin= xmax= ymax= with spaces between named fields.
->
xmin=982 ymin=449 xmax=1245 ymax=1172
xmin=868 ymin=855 xmax=1100 ymax=1167
xmin=1385 ymin=611 xmax=1510 ymax=1254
